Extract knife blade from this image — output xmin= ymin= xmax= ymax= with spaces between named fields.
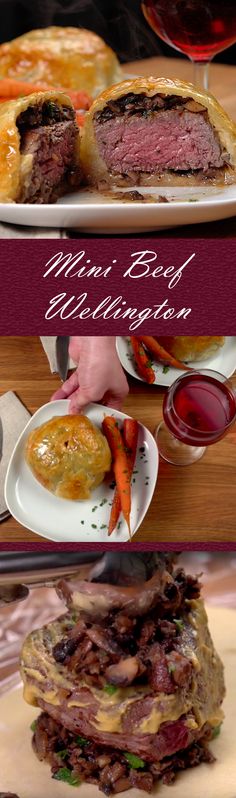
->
xmin=56 ymin=336 xmax=69 ymax=382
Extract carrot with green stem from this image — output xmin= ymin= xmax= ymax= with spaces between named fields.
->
xmin=130 ymin=336 xmax=155 ymax=384
xmin=102 ymin=416 xmax=132 ymax=538
xmin=108 ymin=418 xmax=138 ymax=536
xmin=138 ymin=336 xmax=193 ymax=372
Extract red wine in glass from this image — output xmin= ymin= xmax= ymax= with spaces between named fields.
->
xmin=155 ymin=370 xmax=236 ymax=465
xmin=141 ymin=0 xmax=236 ymax=89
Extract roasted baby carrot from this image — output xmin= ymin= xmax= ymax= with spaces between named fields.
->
xmin=108 ymin=418 xmax=138 ymax=536
xmin=0 ymin=78 xmax=91 ymax=110
xmin=76 ymin=111 xmax=86 ymax=127
xmin=102 ymin=416 xmax=131 ymax=537
xmin=130 ymin=336 xmax=156 ymax=384
xmin=108 ymin=486 xmax=121 ymax=536
xmin=138 ymin=336 xmax=193 ymax=371
xmin=123 ymin=418 xmax=139 ymax=464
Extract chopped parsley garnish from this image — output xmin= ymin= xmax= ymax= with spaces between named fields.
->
xmin=57 ymin=749 xmax=68 ymax=760
xmin=53 ymin=768 xmax=81 ymax=786
xmin=92 ymin=506 xmax=98 ymax=512
xmin=124 ymin=753 xmax=145 ymax=769
xmin=76 ymin=735 xmax=89 ymax=748
xmin=212 ymin=724 xmax=222 ymax=739
xmin=173 ymin=618 xmax=184 ymax=632
xmin=103 ymin=683 xmax=118 ymax=695
xmin=91 ymin=524 xmax=97 ymax=529
xmin=30 ymin=720 xmax=37 ymax=732
xmin=162 ymin=365 xmax=170 ymax=374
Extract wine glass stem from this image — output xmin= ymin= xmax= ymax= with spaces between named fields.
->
xmin=193 ymin=61 xmax=209 ymax=91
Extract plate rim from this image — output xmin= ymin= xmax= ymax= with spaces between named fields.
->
xmin=116 ymin=335 xmax=236 ymax=387
xmin=1 ymin=184 xmax=236 ymax=212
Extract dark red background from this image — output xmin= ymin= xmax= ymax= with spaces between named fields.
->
xmin=1 ymin=238 xmax=235 ymax=334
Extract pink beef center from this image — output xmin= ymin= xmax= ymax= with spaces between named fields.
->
xmin=20 ymin=120 xmax=76 ymax=202
xmin=94 ymin=109 xmax=224 ymax=173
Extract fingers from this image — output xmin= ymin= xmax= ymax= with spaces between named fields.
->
xmin=69 ymin=389 xmax=91 ymax=414
xmin=50 ymin=386 xmax=67 ymax=400
xmin=51 ymin=371 xmax=79 ymax=401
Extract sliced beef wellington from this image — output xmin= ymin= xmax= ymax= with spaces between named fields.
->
xmin=80 ymin=77 xmax=236 ymax=187
xmin=0 ymin=91 xmax=81 ymax=203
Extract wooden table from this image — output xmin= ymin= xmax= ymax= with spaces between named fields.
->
xmin=0 ymin=56 xmax=235 ymax=239
xmin=1 ymin=336 xmax=236 ymax=544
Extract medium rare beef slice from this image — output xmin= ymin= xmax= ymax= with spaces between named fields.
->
xmin=19 ymin=120 xmax=77 ymax=203
xmin=94 ymin=109 xmax=224 ymax=174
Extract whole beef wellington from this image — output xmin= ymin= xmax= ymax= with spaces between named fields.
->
xmin=80 ymin=77 xmax=236 ymax=187
xmin=0 ymin=91 xmax=81 ymax=203
xmin=21 ymin=554 xmax=225 ymax=795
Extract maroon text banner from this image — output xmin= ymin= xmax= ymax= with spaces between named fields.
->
xmin=1 ymin=238 xmax=235 ymax=334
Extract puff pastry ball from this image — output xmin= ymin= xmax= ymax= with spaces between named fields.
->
xmin=0 ymin=26 xmax=123 ymax=98
xmin=25 ymin=415 xmax=112 ymax=500
xmin=156 ymin=336 xmax=225 ymax=362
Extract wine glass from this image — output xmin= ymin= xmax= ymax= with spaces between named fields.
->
xmin=154 ymin=369 xmax=236 ymax=466
xmin=141 ymin=0 xmax=236 ymax=90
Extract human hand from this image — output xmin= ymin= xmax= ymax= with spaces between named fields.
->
xmin=51 ymin=336 xmax=129 ymax=413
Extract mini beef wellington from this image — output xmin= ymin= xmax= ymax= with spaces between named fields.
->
xmin=80 ymin=77 xmax=236 ymax=187
xmin=156 ymin=337 xmax=225 ymax=363
xmin=0 ymin=27 xmax=123 ymax=98
xmin=0 ymin=92 xmax=81 ymax=203
xmin=25 ymin=415 xmax=111 ymax=500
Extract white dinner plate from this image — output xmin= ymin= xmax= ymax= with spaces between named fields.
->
xmin=116 ymin=336 xmax=236 ymax=387
xmin=0 ymin=183 xmax=236 ymax=232
xmin=4 ymin=400 xmax=158 ymax=543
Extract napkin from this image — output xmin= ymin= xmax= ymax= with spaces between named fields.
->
xmin=40 ymin=336 xmax=75 ymax=374
xmin=0 ymin=392 xmax=31 ymax=518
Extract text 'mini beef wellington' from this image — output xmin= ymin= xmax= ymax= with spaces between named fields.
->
xmin=0 ymin=27 xmax=123 ymax=98
xmin=0 ymin=92 xmax=81 ymax=203
xmin=80 ymin=77 xmax=236 ymax=188
xmin=21 ymin=555 xmax=225 ymax=795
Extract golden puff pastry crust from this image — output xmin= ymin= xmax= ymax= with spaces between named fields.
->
xmin=0 ymin=91 xmax=80 ymax=203
xmin=157 ymin=336 xmax=225 ymax=363
xmin=0 ymin=26 xmax=123 ymax=98
xmin=80 ymin=77 xmax=236 ymax=187
xmin=25 ymin=414 xmax=112 ymax=501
